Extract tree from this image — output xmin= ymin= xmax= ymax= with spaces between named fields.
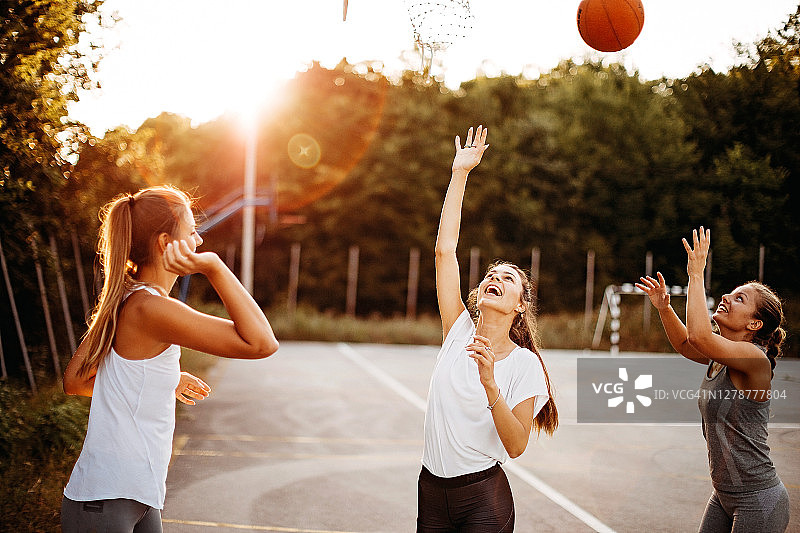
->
xmin=0 ymin=0 xmax=106 ymax=381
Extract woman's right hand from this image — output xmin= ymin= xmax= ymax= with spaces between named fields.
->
xmin=452 ymin=125 xmax=489 ymax=173
xmin=163 ymin=239 xmax=221 ymax=277
xmin=636 ymin=272 xmax=671 ymax=310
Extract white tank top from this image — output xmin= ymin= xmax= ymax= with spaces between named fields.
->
xmin=64 ymin=286 xmax=181 ymax=509
xmin=422 ymin=310 xmax=550 ymax=477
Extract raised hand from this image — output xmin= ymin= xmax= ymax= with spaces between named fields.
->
xmin=466 ymin=334 xmax=497 ymax=389
xmin=175 ymin=371 xmax=211 ymax=405
xmin=636 ymin=272 xmax=671 ymax=310
xmin=452 ymin=125 xmax=489 ymax=173
xmin=163 ymin=239 xmax=218 ymax=277
xmin=682 ymin=227 xmax=710 ymax=278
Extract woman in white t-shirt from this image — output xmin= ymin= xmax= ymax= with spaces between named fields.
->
xmin=62 ymin=186 xmax=279 ymax=532
xmin=418 ymin=126 xmax=558 ymax=532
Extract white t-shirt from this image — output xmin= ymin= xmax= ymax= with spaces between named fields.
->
xmin=422 ymin=309 xmax=550 ymax=477
xmin=64 ymin=286 xmax=181 ymax=509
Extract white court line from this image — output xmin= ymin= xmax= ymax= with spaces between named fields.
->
xmin=337 ymin=342 xmax=617 ymax=533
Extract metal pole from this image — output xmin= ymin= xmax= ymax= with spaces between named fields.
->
xmin=346 ymin=246 xmax=359 ymax=317
xmin=530 ymin=247 xmax=540 ymax=308
xmin=241 ymin=130 xmax=257 ymax=294
xmin=643 ymin=251 xmax=653 ymax=333
xmin=758 ymin=244 xmax=765 ymax=282
xmin=584 ymin=250 xmax=595 ymax=332
xmin=71 ymin=230 xmax=91 ymax=319
xmin=0 ymin=235 xmax=37 ymax=393
xmin=33 ymin=241 xmax=61 ymax=377
xmin=406 ymin=247 xmax=420 ymax=320
xmin=50 ymin=235 xmax=77 ymax=354
xmin=0 ymin=326 xmax=6 ymax=380
xmin=287 ymin=243 xmax=301 ymax=316
xmin=592 ymin=286 xmax=612 ymax=349
xmin=225 ymin=242 xmax=236 ymax=272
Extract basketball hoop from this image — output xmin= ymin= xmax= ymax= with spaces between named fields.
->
xmin=406 ymin=0 xmax=474 ymax=75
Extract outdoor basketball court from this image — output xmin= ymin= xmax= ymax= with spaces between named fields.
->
xmin=162 ymin=342 xmax=799 ymax=532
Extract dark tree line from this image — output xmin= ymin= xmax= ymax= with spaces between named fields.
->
xmin=2 ymin=3 xmax=799 ymax=384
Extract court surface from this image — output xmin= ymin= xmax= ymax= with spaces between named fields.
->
xmin=163 ymin=342 xmax=800 ymax=532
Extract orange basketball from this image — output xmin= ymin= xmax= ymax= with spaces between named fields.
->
xmin=577 ymin=0 xmax=645 ymax=52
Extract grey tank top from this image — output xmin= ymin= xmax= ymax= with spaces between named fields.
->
xmin=698 ymin=363 xmax=779 ymax=493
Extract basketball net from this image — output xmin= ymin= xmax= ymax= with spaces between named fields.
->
xmin=405 ymin=0 xmax=474 ymax=76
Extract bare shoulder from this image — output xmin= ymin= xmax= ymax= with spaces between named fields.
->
xmin=115 ymin=290 xmax=176 ymax=358
xmin=122 ymin=289 xmax=188 ymax=321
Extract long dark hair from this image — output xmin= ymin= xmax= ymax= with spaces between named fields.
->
xmin=467 ymin=260 xmax=558 ymax=436
xmin=746 ymin=281 xmax=786 ymax=372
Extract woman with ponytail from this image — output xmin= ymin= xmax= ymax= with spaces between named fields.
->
xmin=62 ymin=186 xmax=279 ymax=532
xmin=417 ymin=126 xmax=557 ymax=532
xmin=637 ymin=227 xmax=789 ymax=533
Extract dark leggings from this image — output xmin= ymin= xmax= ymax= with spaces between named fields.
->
xmin=61 ymin=496 xmax=162 ymax=533
xmin=417 ymin=464 xmax=515 ymax=532
xmin=698 ymin=481 xmax=790 ymax=533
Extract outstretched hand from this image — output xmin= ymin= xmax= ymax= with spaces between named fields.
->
xmin=682 ymin=227 xmax=710 ymax=279
xmin=636 ymin=272 xmax=670 ymax=310
xmin=452 ymin=125 xmax=489 ymax=173
xmin=175 ymin=371 xmax=211 ymax=405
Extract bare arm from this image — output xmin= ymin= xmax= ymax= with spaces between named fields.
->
xmin=683 ymin=228 xmax=769 ymax=376
xmin=63 ymin=337 xmax=96 ymax=396
xmin=129 ymin=240 xmax=279 ymax=359
xmin=435 ymin=126 xmax=489 ymax=338
xmin=468 ymin=335 xmax=533 ymax=457
xmin=636 ymin=273 xmax=708 ymax=364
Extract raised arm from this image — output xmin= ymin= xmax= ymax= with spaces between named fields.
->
xmin=683 ymin=228 xmax=768 ymax=376
xmin=435 ymin=126 xmax=489 ymax=338
xmin=133 ymin=240 xmax=279 ymax=359
xmin=636 ymin=272 xmax=709 ymax=364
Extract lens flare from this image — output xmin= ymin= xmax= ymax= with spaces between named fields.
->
xmin=287 ymin=134 xmax=322 ymax=169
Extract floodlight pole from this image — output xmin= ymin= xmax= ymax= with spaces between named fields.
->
xmin=241 ymin=128 xmax=256 ymax=294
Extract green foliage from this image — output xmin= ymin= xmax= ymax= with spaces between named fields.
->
xmin=1 ymin=5 xmax=798 ymax=389
xmin=0 ymin=383 xmax=88 ymax=532
xmin=1 ymin=0 xmax=108 ymax=382
xmin=268 ymin=305 xmax=443 ymax=346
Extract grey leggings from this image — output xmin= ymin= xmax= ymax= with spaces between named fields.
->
xmin=698 ymin=481 xmax=789 ymax=533
xmin=61 ymin=496 xmax=162 ymax=533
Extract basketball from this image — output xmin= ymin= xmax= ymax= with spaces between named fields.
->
xmin=577 ymin=0 xmax=645 ymax=52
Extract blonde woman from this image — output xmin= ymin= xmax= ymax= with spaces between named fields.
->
xmin=62 ymin=186 xmax=279 ymax=532
xmin=418 ymin=126 xmax=558 ymax=532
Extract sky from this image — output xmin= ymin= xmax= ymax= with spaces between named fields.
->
xmin=69 ymin=0 xmax=800 ymax=136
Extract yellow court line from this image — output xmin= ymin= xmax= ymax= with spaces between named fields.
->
xmin=173 ymin=449 xmax=419 ymax=461
xmin=175 ymin=434 xmax=422 ymax=446
xmin=162 ymin=518 xmax=361 ymax=533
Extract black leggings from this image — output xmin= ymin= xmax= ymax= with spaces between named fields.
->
xmin=61 ymin=496 xmax=162 ymax=533
xmin=417 ymin=464 xmax=515 ymax=532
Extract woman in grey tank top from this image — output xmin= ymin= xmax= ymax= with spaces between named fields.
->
xmin=636 ymin=227 xmax=789 ymax=533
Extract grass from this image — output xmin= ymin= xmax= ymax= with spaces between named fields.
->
xmin=0 ymin=384 xmax=89 ymax=533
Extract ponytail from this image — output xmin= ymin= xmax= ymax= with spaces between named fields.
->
xmin=747 ymin=281 xmax=786 ymax=374
xmin=78 ymin=186 xmax=191 ymax=376
xmin=78 ymin=195 xmax=135 ymax=376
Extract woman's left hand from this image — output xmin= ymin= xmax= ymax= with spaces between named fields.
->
xmin=467 ymin=335 xmax=497 ymax=390
xmin=175 ymin=371 xmax=211 ymax=405
xmin=682 ymin=226 xmax=710 ymax=278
